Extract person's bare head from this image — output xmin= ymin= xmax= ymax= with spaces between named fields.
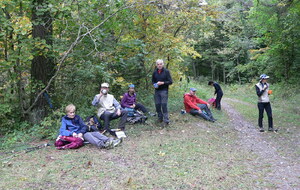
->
xmin=156 ymin=59 xmax=164 ymax=70
xmin=65 ymin=104 xmax=76 ymax=118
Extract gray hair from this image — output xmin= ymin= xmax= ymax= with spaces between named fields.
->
xmin=156 ymin=59 xmax=164 ymax=65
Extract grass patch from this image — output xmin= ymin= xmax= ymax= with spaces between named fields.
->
xmin=0 ymin=108 xmax=270 ymax=190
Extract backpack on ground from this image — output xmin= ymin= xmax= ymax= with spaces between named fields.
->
xmin=85 ymin=115 xmax=103 ymax=132
xmin=208 ymin=98 xmax=216 ymax=108
xmin=126 ymin=111 xmax=147 ymax=124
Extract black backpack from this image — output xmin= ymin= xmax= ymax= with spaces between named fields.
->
xmin=85 ymin=115 xmax=103 ymax=132
xmin=126 ymin=112 xmax=147 ymax=124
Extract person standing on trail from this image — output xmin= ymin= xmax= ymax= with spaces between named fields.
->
xmin=183 ymin=88 xmax=216 ymax=122
xmin=152 ymin=59 xmax=173 ymax=126
xmin=255 ymin=74 xmax=274 ymax=132
xmin=208 ymin=81 xmax=223 ymax=110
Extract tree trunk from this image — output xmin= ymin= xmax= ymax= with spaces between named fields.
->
xmin=211 ymin=61 xmax=215 ymax=80
xmin=192 ymin=62 xmax=197 ymax=78
xmin=223 ymin=66 xmax=226 ymax=84
xmin=29 ymin=0 xmax=54 ymax=123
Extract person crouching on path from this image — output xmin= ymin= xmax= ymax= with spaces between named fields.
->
xmin=255 ymin=74 xmax=274 ymax=132
xmin=92 ymin=82 xmax=127 ymax=136
xmin=183 ymin=88 xmax=216 ymax=122
xmin=55 ymin=104 xmax=86 ymax=150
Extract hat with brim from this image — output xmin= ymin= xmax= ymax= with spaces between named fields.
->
xmin=101 ymin=83 xmax=109 ymax=88
xmin=260 ymin=74 xmax=270 ymax=80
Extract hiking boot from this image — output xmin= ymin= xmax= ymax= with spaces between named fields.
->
xmin=259 ymin=128 xmax=265 ymax=132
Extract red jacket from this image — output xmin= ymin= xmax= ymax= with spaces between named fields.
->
xmin=183 ymin=93 xmax=208 ymax=113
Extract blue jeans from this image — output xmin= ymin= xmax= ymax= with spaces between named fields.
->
xmin=154 ymin=90 xmax=169 ymax=123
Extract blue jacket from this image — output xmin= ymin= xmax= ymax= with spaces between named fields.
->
xmin=59 ymin=115 xmax=87 ymax=136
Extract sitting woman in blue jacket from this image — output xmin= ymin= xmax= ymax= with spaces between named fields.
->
xmin=55 ymin=104 xmax=87 ymax=150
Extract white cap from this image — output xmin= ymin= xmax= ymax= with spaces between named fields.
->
xmin=101 ymin=83 xmax=109 ymax=88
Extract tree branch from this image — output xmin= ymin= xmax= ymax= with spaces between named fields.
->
xmin=24 ymin=4 xmax=134 ymax=114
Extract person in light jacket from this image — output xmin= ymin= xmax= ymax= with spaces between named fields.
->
xmin=255 ymin=74 xmax=274 ymax=132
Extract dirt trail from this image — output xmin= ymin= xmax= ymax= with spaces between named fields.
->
xmin=223 ymin=98 xmax=300 ymax=189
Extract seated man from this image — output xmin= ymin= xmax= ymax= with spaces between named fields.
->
xmin=92 ymin=83 xmax=127 ymax=136
xmin=121 ymin=84 xmax=152 ymax=116
xmin=183 ymin=88 xmax=216 ymax=122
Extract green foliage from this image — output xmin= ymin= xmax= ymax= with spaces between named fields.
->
xmin=1 ymin=0 xmax=300 ymax=140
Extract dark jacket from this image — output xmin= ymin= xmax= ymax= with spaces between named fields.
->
xmin=152 ymin=68 xmax=173 ymax=91
xmin=213 ymin=82 xmax=223 ymax=95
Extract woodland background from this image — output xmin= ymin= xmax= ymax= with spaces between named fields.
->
xmin=1 ymin=0 xmax=299 ymax=146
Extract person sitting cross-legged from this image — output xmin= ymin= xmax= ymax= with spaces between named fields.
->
xmin=183 ymin=88 xmax=216 ymax=122
xmin=92 ymin=82 xmax=128 ymax=136
xmin=121 ymin=84 xmax=154 ymax=116
xmin=54 ymin=104 xmax=86 ymax=150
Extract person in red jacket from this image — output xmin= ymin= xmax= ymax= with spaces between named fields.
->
xmin=183 ymin=88 xmax=216 ymax=122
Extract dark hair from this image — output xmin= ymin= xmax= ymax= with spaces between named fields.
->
xmin=208 ymin=81 xmax=214 ymax=85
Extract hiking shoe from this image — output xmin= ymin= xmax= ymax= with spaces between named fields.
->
xmin=259 ymin=128 xmax=265 ymax=132
xmin=268 ymin=128 xmax=278 ymax=132
xmin=148 ymin=112 xmax=156 ymax=117
xmin=211 ymin=117 xmax=217 ymax=121
xmin=112 ymin=138 xmax=122 ymax=148
xmin=103 ymin=138 xmax=114 ymax=149
xmin=162 ymin=121 xmax=170 ymax=127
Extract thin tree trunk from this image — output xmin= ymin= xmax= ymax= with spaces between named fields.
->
xmin=223 ymin=66 xmax=226 ymax=84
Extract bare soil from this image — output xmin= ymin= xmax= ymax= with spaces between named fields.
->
xmin=223 ymin=98 xmax=300 ymax=189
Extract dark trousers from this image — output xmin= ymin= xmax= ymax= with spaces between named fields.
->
xmin=215 ymin=92 xmax=223 ymax=110
xmin=154 ymin=90 xmax=169 ymax=123
xmin=134 ymin=103 xmax=148 ymax=113
xmin=190 ymin=104 xmax=214 ymax=121
xmin=100 ymin=110 xmax=128 ymax=135
xmin=258 ymin=102 xmax=273 ymax=129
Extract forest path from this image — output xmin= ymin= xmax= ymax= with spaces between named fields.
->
xmin=223 ymin=98 xmax=300 ymax=189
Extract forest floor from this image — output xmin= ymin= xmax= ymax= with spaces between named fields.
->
xmin=1 ymin=97 xmax=299 ymax=189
